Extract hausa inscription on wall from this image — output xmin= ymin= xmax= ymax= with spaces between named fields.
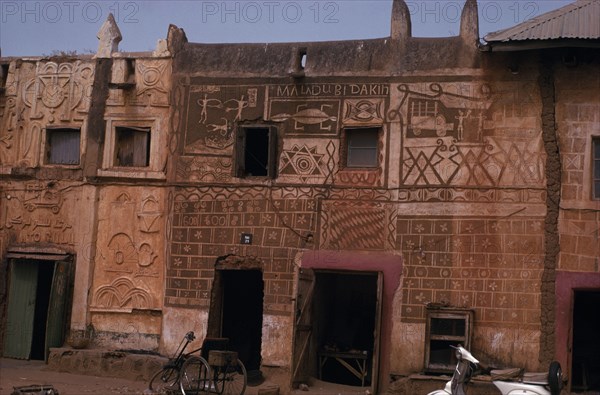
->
xmin=269 ymin=83 xmax=389 ymax=136
xmin=180 ymin=82 xmax=390 ymax=155
xmin=1 ymin=181 xmax=75 ymax=245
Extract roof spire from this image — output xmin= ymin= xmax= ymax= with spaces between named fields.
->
xmin=391 ymin=0 xmax=412 ymax=41
xmin=460 ymin=0 xmax=479 ymax=46
xmin=96 ymin=13 xmax=122 ymax=58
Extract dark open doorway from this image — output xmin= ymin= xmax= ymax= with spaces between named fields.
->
xmin=30 ymin=262 xmax=55 ymax=360
xmin=571 ymin=290 xmax=600 ymax=392
xmin=314 ymin=271 xmax=379 ymax=387
xmin=219 ymin=270 xmax=264 ymax=373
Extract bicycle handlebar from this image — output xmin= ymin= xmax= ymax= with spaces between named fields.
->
xmin=185 ymin=331 xmax=196 ymax=342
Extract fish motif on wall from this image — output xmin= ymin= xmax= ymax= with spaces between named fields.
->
xmin=271 ymin=104 xmax=338 ymax=131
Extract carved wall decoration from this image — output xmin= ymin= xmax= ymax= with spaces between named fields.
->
xmin=92 ymin=277 xmax=152 ymax=310
xmin=1 ymin=60 xmax=93 ymax=166
xmin=22 ymin=182 xmax=63 ymax=213
xmin=115 ymin=192 xmax=132 ymax=203
xmin=325 ymin=140 xmax=337 ymax=184
xmin=320 ymin=200 xmax=394 ymax=251
xmin=168 ymin=192 xmax=317 ymax=311
xmin=1 ymin=180 xmax=75 ymax=244
xmin=107 ymin=59 xmax=171 ymax=108
xmin=0 ymin=98 xmax=15 ymax=164
xmin=397 ymin=215 xmax=544 ymax=325
xmin=176 ymin=156 xmax=233 ymax=182
xmin=391 ymin=82 xmax=546 ymax=189
xmin=270 ymin=101 xmax=339 ymax=133
xmin=402 ymin=136 xmax=545 ymax=187
xmin=138 ymin=196 xmax=162 ymax=233
xmin=337 ymin=170 xmax=382 ymax=187
xmin=22 ymin=61 xmax=94 ymax=123
xmin=138 ymin=243 xmax=158 ymax=267
xmin=279 ymin=144 xmax=326 ymax=182
xmin=17 ymin=122 xmax=41 ymax=167
xmin=171 ymin=185 xmax=393 ymax=204
xmin=182 ymin=84 xmax=264 ymax=154
xmin=389 ymin=83 xmax=492 ymax=123
xmin=268 ymin=83 xmax=389 ymax=136
xmin=136 ymin=243 xmax=160 ymax=278
xmin=106 ymin=233 xmax=138 ymax=273
xmin=91 ymin=188 xmax=165 ymax=312
xmin=137 ymin=62 xmax=168 ymax=98
xmin=343 ymin=98 xmax=385 ymax=125
xmin=396 ymin=187 xmax=545 ymax=204
xmin=1 ymin=65 xmax=21 ymax=165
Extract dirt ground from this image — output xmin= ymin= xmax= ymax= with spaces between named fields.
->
xmin=0 ymin=358 xmax=371 ymax=395
xmin=8 ymin=358 xmax=595 ymax=395
xmin=0 ymin=358 xmax=289 ymax=395
xmin=0 ymin=358 xmax=149 ymax=394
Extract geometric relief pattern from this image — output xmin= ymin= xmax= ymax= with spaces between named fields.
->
xmin=396 ymin=187 xmax=546 ymax=204
xmin=279 ymin=144 xmax=326 ymax=182
xmin=320 ymin=201 xmax=391 ymax=250
xmin=397 ymin=216 xmax=544 ymax=328
xmin=167 ymin=194 xmax=317 ymax=314
xmin=402 ymin=136 xmax=545 ymax=187
xmin=92 ymin=277 xmax=152 ymax=310
xmin=23 ymin=61 xmax=94 ymax=122
xmin=343 ymin=98 xmax=385 ymax=125
xmin=176 ymin=156 xmax=233 ymax=183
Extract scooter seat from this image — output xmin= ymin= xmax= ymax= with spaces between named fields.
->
xmin=491 ymin=368 xmax=523 ymax=380
xmin=491 ymin=368 xmax=548 ymax=385
xmin=522 ymin=372 xmax=548 ymax=385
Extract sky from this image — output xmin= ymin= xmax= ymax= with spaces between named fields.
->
xmin=1 ymin=0 xmax=573 ymax=57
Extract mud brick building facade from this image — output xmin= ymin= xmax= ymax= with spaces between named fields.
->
xmin=1 ymin=1 xmax=599 ymax=394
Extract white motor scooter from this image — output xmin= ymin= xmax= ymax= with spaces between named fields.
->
xmin=427 ymin=345 xmax=563 ymax=395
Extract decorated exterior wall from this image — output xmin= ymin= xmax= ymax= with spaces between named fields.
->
xmin=0 ymin=58 xmax=98 ymax=338
xmin=1 ymin=2 xmax=598 ymax=393
xmin=167 ymin=26 xmax=550 ymax=377
xmin=554 ymin=53 xmax=600 ymax=375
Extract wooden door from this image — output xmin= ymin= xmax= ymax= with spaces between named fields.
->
xmin=370 ymin=272 xmax=383 ymax=392
xmin=291 ymin=268 xmax=315 ymax=387
xmin=45 ymin=260 xmax=70 ymax=359
xmin=3 ymin=260 xmax=38 ymax=359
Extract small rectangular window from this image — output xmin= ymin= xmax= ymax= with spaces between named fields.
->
xmin=594 ymin=138 xmax=600 ymax=200
xmin=46 ymin=128 xmax=80 ymax=165
xmin=236 ymin=126 xmax=277 ymax=178
xmin=346 ymin=128 xmax=379 ymax=168
xmin=115 ymin=126 xmax=151 ymax=167
xmin=424 ymin=308 xmax=473 ymax=373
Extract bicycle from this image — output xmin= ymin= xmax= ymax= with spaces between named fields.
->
xmin=148 ymin=331 xmax=210 ymax=395
xmin=179 ymin=338 xmax=247 ymax=395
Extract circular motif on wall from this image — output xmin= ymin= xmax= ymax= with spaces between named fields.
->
xmin=42 ymin=83 xmax=65 ymax=108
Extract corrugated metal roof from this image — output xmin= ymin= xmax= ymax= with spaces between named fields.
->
xmin=484 ymin=0 xmax=600 ymax=42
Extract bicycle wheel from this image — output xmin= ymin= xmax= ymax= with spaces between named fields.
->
xmin=213 ymin=359 xmax=247 ymax=395
xmin=180 ymin=356 xmax=211 ymax=395
xmin=149 ymin=366 xmax=179 ymax=394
